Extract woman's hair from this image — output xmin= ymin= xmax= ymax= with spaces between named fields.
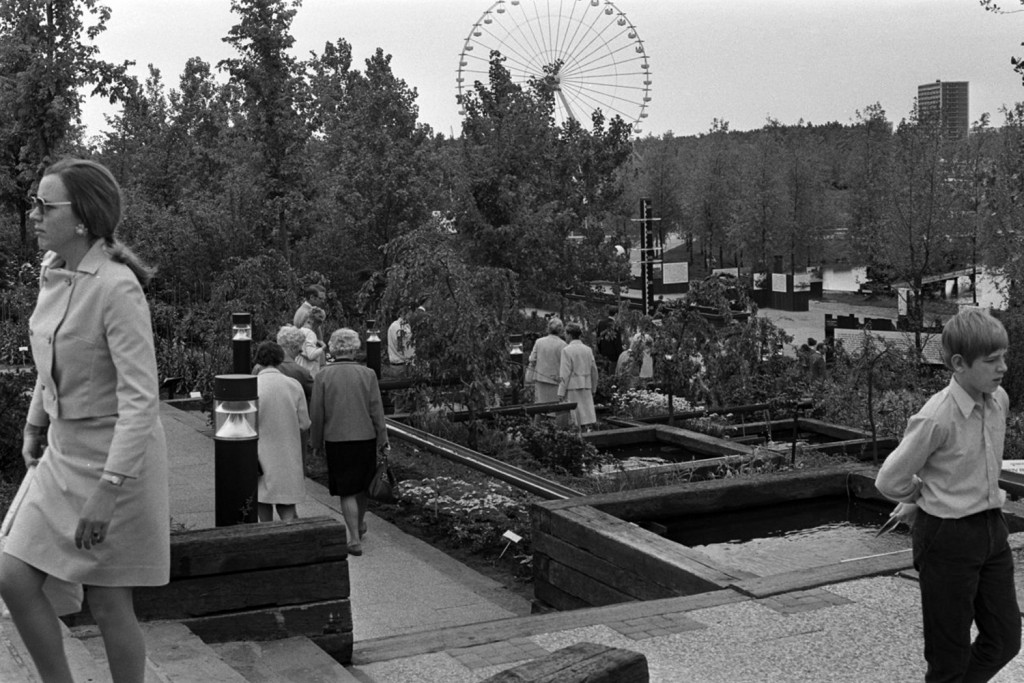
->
xmin=43 ymin=158 xmax=155 ymax=286
xmin=565 ymin=322 xmax=583 ymax=339
xmin=254 ymin=341 xmax=285 ymax=368
xmin=276 ymin=325 xmax=306 ymax=357
xmin=308 ymin=306 xmax=326 ymax=324
xmin=329 ymin=328 xmax=361 ymax=358
xmin=305 ymin=284 xmax=325 ymax=299
xmin=941 ymin=308 xmax=1008 ymax=368
xmin=547 ymin=317 xmax=564 ymax=335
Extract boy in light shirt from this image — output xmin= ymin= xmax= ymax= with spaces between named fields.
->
xmin=877 ymin=308 xmax=1020 ymax=681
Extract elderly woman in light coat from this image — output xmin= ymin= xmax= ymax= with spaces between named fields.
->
xmin=527 ymin=317 xmax=567 ymax=404
xmin=255 ymin=341 xmax=311 ymax=523
xmin=557 ymin=322 xmax=599 ymax=430
xmin=309 ymin=328 xmax=389 ymax=556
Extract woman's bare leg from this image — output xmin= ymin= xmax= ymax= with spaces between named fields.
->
xmin=87 ymin=586 xmax=145 ymax=683
xmin=258 ymin=502 xmax=274 ymax=522
xmin=0 ymin=554 xmax=73 ymax=683
xmin=276 ymin=504 xmax=298 ymax=521
xmin=340 ymin=495 xmax=360 ymax=548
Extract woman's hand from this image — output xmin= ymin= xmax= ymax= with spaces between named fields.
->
xmin=75 ymin=484 xmax=119 ymax=550
xmin=21 ymin=423 xmax=46 ymax=468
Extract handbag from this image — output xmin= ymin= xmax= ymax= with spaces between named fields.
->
xmin=367 ymin=458 xmax=397 ymax=503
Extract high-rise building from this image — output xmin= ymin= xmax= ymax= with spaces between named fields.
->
xmin=916 ymin=80 xmax=969 ymax=139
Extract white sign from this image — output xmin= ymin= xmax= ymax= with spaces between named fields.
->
xmin=662 ymin=261 xmax=689 ymax=284
xmin=897 ymin=288 xmax=911 ymax=316
xmin=772 ymin=273 xmax=788 ymax=293
xmin=793 ymin=272 xmax=811 ymax=292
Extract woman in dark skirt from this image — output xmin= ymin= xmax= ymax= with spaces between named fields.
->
xmin=309 ymin=328 xmax=389 ymax=555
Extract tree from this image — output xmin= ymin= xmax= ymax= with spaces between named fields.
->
xmin=880 ymin=112 xmax=962 ymax=328
xmin=981 ymin=103 xmax=1024 ymax=308
xmin=220 ymin=0 xmax=310 ymax=259
xmin=630 ymin=132 xmax=685 ymax=256
xmin=0 ymin=0 xmax=133 ymax=251
xmin=457 ymin=53 xmax=632 ymax=306
xmin=689 ymin=119 xmax=739 ymax=274
xmin=981 ymin=0 xmax=1024 ymax=85
xmin=734 ymin=118 xmax=785 ymax=279
xmin=378 ymin=219 xmax=520 ymax=419
xmin=846 ymin=104 xmax=893 ymax=273
xmin=779 ymin=123 xmax=828 ymax=273
xmin=302 ymin=45 xmax=437 ymax=300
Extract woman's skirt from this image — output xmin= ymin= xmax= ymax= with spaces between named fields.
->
xmin=324 ymin=438 xmax=377 ymax=496
xmin=566 ymin=388 xmax=597 ymax=426
xmin=3 ymin=416 xmax=170 ymax=587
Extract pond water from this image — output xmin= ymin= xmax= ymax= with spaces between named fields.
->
xmin=659 ymin=496 xmax=910 ymax=576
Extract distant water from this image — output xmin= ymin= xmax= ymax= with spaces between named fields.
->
xmin=819 ymin=266 xmax=1007 ymax=309
xmin=820 ymin=266 xmax=866 ymax=292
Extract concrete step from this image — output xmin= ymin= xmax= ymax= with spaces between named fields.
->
xmin=0 ymin=614 xmax=41 ymax=682
xmin=211 ymin=636 xmax=359 ymax=682
xmin=80 ymin=622 xmax=247 ymax=683
xmin=0 ymin=612 xmax=112 ymax=683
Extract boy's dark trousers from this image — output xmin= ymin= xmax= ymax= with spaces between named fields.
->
xmin=914 ymin=508 xmax=1022 ymax=682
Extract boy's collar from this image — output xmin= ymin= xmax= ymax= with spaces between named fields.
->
xmin=948 ymin=376 xmax=990 ymax=416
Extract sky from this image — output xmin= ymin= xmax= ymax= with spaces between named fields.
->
xmin=78 ymin=0 xmax=1024 ymax=140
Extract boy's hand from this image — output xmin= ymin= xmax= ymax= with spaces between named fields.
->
xmin=890 ymin=502 xmax=919 ymax=528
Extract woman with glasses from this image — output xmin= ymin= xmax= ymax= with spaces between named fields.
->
xmin=0 ymin=158 xmax=169 ymax=683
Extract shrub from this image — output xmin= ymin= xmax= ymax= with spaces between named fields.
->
xmin=610 ymin=388 xmax=696 ymax=419
xmin=396 ymin=476 xmax=532 ymax=554
xmin=0 ymin=369 xmax=36 ymax=507
xmin=505 ymin=419 xmax=609 ymax=476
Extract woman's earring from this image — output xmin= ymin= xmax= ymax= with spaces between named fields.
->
xmin=75 ymin=225 xmax=86 ymax=236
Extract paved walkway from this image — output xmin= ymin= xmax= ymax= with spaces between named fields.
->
xmin=162 ymin=404 xmax=532 ymax=646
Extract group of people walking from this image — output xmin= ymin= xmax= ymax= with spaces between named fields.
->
xmin=252 ymin=292 xmax=388 ymax=559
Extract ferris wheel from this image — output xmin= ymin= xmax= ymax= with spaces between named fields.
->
xmin=456 ymin=0 xmax=651 ymax=133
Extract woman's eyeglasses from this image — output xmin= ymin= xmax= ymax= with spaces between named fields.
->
xmin=28 ymin=195 xmax=73 ymax=215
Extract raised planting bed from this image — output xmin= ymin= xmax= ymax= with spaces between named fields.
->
xmin=582 ymin=423 xmax=787 ymax=486
xmin=531 ymin=467 xmax=960 ymax=610
xmin=611 ymin=413 xmax=897 ymax=461
xmin=62 ymin=517 xmax=353 ymax=664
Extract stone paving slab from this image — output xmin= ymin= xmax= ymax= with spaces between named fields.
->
xmin=351 ymin=577 xmax=1024 ymax=682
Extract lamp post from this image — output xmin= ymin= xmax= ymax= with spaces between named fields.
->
xmin=213 ymin=374 xmax=259 ymax=526
xmin=231 ymin=312 xmax=252 ymax=374
xmin=509 ymin=333 xmax=524 ymax=404
xmin=365 ymin=320 xmax=381 ymax=379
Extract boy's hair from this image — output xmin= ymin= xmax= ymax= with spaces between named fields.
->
xmin=941 ymin=308 xmax=1008 ymax=369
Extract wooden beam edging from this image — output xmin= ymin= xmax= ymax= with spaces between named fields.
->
xmin=385 ymin=418 xmax=582 ymax=500
xmin=730 ymin=550 xmax=914 ymax=599
xmin=537 ymin=466 xmax=857 ymax=519
xmin=351 ymin=590 xmax=747 ymax=665
xmin=447 ymin=401 xmax=577 ymax=423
